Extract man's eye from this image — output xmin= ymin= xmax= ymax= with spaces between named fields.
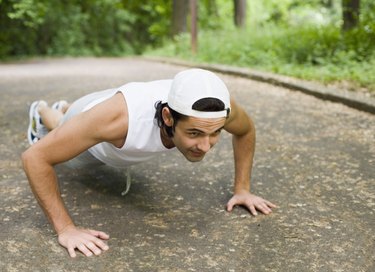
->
xmin=189 ymin=132 xmax=199 ymax=137
xmin=213 ymin=129 xmax=222 ymax=135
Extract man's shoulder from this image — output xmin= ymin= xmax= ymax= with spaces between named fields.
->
xmin=119 ymin=79 xmax=172 ymax=94
xmin=117 ymin=80 xmax=171 ymax=106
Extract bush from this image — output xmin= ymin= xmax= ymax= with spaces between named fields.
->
xmin=146 ymin=23 xmax=375 ymax=91
xmin=0 ymin=0 xmax=154 ymax=58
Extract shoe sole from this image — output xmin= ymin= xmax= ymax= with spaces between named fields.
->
xmin=27 ymin=101 xmax=39 ymax=145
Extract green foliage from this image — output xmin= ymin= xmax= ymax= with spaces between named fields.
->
xmin=0 ymin=0 xmax=172 ymax=58
xmin=198 ymin=0 xmax=233 ymax=30
xmin=147 ymin=21 xmax=375 ymax=90
xmin=119 ymin=0 xmax=172 ymax=51
xmin=6 ymin=0 xmax=46 ymax=28
xmin=1 ymin=0 xmax=374 ymax=91
xmin=146 ymin=0 xmax=375 ymax=92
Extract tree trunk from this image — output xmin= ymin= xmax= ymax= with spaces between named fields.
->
xmin=234 ymin=0 xmax=246 ymax=28
xmin=171 ymin=0 xmax=189 ymax=36
xmin=190 ymin=0 xmax=198 ymax=54
xmin=342 ymin=0 xmax=360 ymax=31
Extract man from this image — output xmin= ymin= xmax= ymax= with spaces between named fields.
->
xmin=22 ymin=69 xmax=276 ymax=258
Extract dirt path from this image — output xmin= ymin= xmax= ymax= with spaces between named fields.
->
xmin=1 ymin=57 xmax=374 ymax=271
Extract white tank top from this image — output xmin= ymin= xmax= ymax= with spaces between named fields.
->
xmin=84 ymin=80 xmax=175 ymax=168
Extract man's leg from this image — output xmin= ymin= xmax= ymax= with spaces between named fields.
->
xmin=27 ymin=100 xmax=71 ymax=145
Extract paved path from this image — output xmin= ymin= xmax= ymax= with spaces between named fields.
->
xmin=0 ymin=58 xmax=374 ymax=272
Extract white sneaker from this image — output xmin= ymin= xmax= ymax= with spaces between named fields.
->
xmin=52 ymin=100 xmax=68 ymax=112
xmin=27 ymin=100 xmax=49 ymax=145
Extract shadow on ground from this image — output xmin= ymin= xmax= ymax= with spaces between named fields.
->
xmin=0 ymin=58 xmax=374 ymax=272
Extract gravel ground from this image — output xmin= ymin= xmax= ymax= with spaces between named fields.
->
xmin=0 ymin=57 xmax=374 ymax=272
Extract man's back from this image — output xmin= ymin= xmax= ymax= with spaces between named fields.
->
xmin=87 ymin=79 xmax=174 ymax=167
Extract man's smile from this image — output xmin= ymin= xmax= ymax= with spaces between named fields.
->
xmin=190 ymin=150 xmax=205 ymax=157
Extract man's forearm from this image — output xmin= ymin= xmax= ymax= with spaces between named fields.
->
xmin=232 ymin=119 xmax=256 ymax=193
xmin=226 ymin=110 xmax=276 ymax=215
xmin=22 ymin=150 xmax=74 ymax=234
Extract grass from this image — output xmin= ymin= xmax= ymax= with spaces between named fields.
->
xmin=145 ymin=25 xmax=375 ymax=95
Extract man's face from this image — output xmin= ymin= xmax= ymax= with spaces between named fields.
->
xmin=171 ymin=116 xmax=226 ymax=162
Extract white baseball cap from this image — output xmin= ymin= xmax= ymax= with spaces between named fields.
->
xmin=168 ymin=69 xmax=231 ymax=118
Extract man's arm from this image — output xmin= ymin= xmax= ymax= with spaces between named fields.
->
xmin=223 ymin=99 xmax=276 ymax=215
xmin=22 ymin=93 xmax=128 ymax=257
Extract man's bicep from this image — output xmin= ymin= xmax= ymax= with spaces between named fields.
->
xmin=31 ymin=92 xmax=126 ymax=165
xmin=35 ymin=112 xmax=101 ymax=165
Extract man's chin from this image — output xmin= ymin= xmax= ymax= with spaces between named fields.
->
xmin=185 ymin=154 xmax=205 ymax=162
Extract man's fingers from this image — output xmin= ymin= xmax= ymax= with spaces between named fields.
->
xmin=92 ymin=238 xmax=109 ymax=252
xmin=58 ymin=227 xmax=110 ymax=258
xmin=250 ymin=200 xmax=275 ymax=215
xmin=265 ymin=200 xmax=277 ymax=208
xmin=77 ymin=235 xmax=109 ymax=256
xmin=89 ymin=229 xmax=110 ymax=240
xmin=248 ymin=204 xmax=258 ymax=216
xmin=257 ymin=204 xmax=272 ymax=214
xmin=68 ymin=247 xmax=77 ymax=258
xmin=77 ymin=243 xmax=93 ymax=257
xmin=86 ymin=241 xmax=102 ymax=256
xmin=87 ymin=230 xmax=110 ymax=251
xmin=227 ymin=194 xmax=276 ymax=216
xmin=67 ymin=239 xmax=108 ymax=258
xmin=226 ymin=203 xmax=233 ymax=212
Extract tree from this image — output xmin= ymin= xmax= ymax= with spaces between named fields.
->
xmin=342 ymin=0 xmax=360 ymax=31
xmin=234 ymin=0 xmax=246 ymax=28
xmin=171 ymin=0 xmax=189 ymax=36
xmin=321 ymin=0 xmax=333 ymax=8
xmin=190 ymin=0 xmax=198 ymax=54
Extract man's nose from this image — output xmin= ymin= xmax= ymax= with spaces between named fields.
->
xmin=197 ymin=136 xmax=211 ymax=153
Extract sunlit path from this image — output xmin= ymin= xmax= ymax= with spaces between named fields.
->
xmin=1 ymin=58 xmax=374 ymax=271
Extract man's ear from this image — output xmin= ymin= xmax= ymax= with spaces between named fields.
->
xmin=162 ymin=107 xmax=174 ymax=127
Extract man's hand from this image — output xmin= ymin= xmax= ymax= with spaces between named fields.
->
xmin=226 ymin=190 xmax=276 ymax=216
xmin=57 ymin=225 xmax=110 ymax=258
